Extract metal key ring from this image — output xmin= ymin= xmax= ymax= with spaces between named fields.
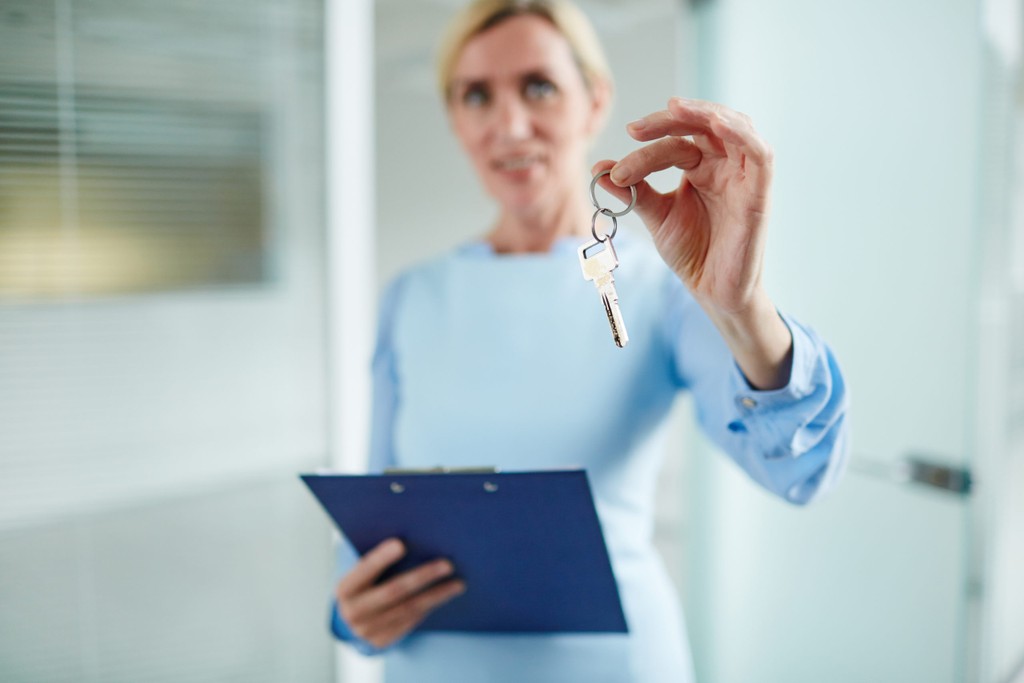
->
xmin=591 ymin=208 xmax=618 ymax=242
xmin=590 ymin=169 xmax=637 ymax=217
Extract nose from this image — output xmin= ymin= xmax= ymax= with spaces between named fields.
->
xmin=493 ymin=93 xmax=532 ymax=142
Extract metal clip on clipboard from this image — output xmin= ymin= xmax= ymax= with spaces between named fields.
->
xmin=383 ymin=466 xmax=499 ymax=475
xmin=382 ymin=466 xmax=500 ymax=493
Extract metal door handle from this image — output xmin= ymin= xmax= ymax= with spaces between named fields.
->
xmin=849 ymin=454 xmax=972 ymax=496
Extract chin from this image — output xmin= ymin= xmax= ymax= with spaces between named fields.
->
xmin=486 ymin=175 xmax=556 ymax=213
xmin=494 ymin=189 xmax=548 ymax=214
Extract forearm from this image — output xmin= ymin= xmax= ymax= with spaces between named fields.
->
xmin=701 ymin=288 xmax=793 ymax=391
xmin=683 ymin=307 xmax=849 ymax=505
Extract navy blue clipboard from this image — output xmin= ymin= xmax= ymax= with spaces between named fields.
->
xmin=301 ymin=469 xmax=627 ymax=634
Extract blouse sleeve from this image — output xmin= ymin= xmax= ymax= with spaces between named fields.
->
xmin=663 ymin=276 xmax=850 ymax=505
xmin=366 ymin=274 xmax=406 ymax=474
xmin=330 ymin=275 xmax=407 ymax=653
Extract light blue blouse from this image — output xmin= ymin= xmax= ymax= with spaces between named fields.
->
xmin=332 ymin=233 xmax=849 ymax=683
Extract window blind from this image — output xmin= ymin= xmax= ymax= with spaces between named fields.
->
xmin=0 ymin=0 xmax=274 ymax=299
xmin=0 ymin=1 xmax=334 ymax=681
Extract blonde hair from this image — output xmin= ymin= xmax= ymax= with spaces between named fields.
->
xmin=436 ymin=0 xmax=612 ymax=101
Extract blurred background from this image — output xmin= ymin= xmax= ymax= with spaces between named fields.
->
xmin=0 ymin=0 xmax=1021 ymax=682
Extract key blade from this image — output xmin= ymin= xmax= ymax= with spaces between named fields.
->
xmin=599 ymin=284 xmax=629 ymax=348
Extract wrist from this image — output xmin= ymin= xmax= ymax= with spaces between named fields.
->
xmin=702 ymin=289 xmax=793 ymax=390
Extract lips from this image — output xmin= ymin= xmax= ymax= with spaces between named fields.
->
xmin=492 ymin=155 xmax=543 ymax=171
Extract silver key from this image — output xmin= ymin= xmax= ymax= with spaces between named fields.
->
xmin=578 ymin=236 xmax=629 ymax=348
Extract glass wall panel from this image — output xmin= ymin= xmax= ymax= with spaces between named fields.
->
xmin=0 ymin=1 xmax=334 ymax=681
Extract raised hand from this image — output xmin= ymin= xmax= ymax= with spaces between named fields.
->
xmin=594 ymin=97 xmax=792 ymax=390
xmin=593 ymin=97 xmax=774 ymax=315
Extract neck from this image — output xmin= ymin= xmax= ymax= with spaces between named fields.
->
xmin=486 ymin=196 xmax=594 ymax=254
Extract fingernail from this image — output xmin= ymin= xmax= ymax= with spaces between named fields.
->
xmin=436 ymin=560 xmax=454 ymax=576
xmin=610 ymin=165 xmax=630 ymax=184
xmin=627 ymin=118 xmax=646 ymax=131
xmin=385 ymin=538 xmax=405 ymax=556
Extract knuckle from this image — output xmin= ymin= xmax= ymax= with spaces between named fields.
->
xmin=651 ymin=110 xmax=672 ymax=127
xmin=339 ymin=576 xmax=367 ymax=597
xmin=381 ymin=580 xmax=408 ymax=602
xmin=402 ymin=568 xmax=427 ymax=587
xmin=419 ymin=582 xmax=459 ymax=610
xmin=360 ymin=553 xmax=386 ymax=573
xmin=422 ymin=560 xmax=451 ymax=581
xmin=391 ymin=571 xmax=426 ymax=599
xmin=366 ymin=633 xmax=391 ymax=649
xmin=396 ymin=601 xmax=423 ymax=622
xmin=672 ymin=137 xmax=695 ymax=155
xmin=364 ymin=539 xmax=401 ymax=566
xmin=416 ymin=592 xmax=446 ymax=613
xmin=348 ymin=620 xmax=370 ymax=639
xmin=631 ymin=145 xmax=654 ymax=164
xmin=339 ymin=603 xmax=362 ymax=626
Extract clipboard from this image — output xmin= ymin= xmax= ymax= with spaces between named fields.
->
xmin=301 ymin=468 xmax=628 ymax=634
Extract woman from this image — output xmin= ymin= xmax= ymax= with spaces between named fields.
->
xmin=330 ymin=1 xmax=849 ymax=681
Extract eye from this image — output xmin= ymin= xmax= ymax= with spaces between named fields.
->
xmin=461 ymin=84 xmax=490 ymax=108
xmin=523 ymin=76 xmax=557 ymax=101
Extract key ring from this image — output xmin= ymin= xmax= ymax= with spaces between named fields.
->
xmin=590 ymin=169 xmax=637 ymax=217
xmin=591 ymin=208 xmax=618 ymax=242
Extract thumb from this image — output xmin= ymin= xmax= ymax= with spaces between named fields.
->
xmin=590 ymin=160 xmax=668 ymax=229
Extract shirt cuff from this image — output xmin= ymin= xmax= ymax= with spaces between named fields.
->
xmin=728 ymin=310 xmax=818 ymax=412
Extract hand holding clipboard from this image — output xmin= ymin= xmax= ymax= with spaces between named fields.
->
xmin=302 ymin=469 xmax=627 ymax=645
xmin=334 ymin=536 xmax=466 ymax=649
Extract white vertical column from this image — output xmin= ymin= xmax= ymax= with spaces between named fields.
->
xmin=325 ymin=0 xmax=381 ymax=681
xmin=974 ymin=4 xmax=1024 ymax=683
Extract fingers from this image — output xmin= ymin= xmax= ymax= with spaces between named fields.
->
xmin=336 ymin=538 xmax=406 ymax=600
xmin=590 ymin=159 xmax=669 ymax=228
xmin=625 ymin=108 xmax=714 ymax=141
xmin=608 ymin=137 xmax=702 ymax=186
xmin=669 ymin=97 xmax=773 ymax=165
xmin=625 ymin=98 xmax=773 ymax=167
xmin=359 ymin=578 xmax=467 ymax=649
xmin=337 ymin=543 xmax=466 ymax=649
xmin=347 ymin=557 xmax=457 ymax=618
xmin=632 ymin=98 xmax=736 ymax=139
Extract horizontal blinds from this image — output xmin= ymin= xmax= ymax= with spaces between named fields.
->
xmin=0 ymin=0 xmax=327 ymax=523
xmin=0 ymin=0 xmax=321 ymax=298
xmin=0 ymin=1 xmax=331 ymax=680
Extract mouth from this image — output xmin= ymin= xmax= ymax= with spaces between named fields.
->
xmin=492 ymin=155 xmax=543 ymax=172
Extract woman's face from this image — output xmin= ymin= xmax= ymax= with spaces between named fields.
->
xmin=447 ymin=15 xmax=608 ymax=215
